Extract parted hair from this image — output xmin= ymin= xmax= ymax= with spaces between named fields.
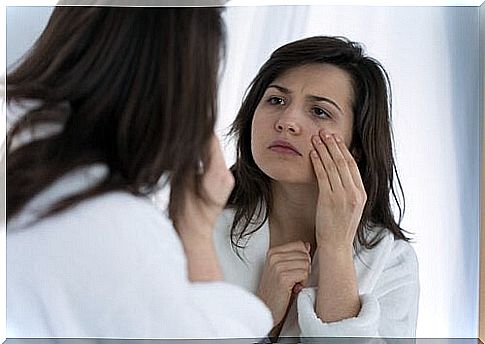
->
xmin=227 ymin=36 xmax=410 ymax=254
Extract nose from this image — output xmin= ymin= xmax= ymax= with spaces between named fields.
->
xmin=274 ymin=110 xmax=301 ymax=135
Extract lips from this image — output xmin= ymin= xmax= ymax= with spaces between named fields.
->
xmin=268 ymin=139 xmax=302 ymax=156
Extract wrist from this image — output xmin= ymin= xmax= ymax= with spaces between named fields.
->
xmin=180 ymin=230 xmax=215 ymax=258
xmin=182 ymin=234 xmax=223 ymax=282
xmin=317 ymin=243 xmax=354 ymax=258
xmin=177 ymin=223 xmax=214 ymax=243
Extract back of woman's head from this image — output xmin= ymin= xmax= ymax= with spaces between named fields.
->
xmin=229 ymin=35 xmax=409 ymax=252
xmin=7 ymin=7 xmax=225 ymax=222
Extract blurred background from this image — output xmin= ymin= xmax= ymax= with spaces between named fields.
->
xmin=5 ymin=3 xmax=484 ymax=338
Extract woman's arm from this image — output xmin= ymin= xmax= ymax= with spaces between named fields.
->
xmin=174 ymin=135 xmax=234 ymax=282
xmin=179 ymin=230 xmax=223 ymax=281
xmin=297 ymin=237 xmax=419 ymax=337
xmin=309 ymin=130 xmax=367 ymax=322
xmin=316 ymin=245 xmax=361 ymax=321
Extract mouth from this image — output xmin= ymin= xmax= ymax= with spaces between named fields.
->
xmin=268 ymin=140 xmax=302 ymax=156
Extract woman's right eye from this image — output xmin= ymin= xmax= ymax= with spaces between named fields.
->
xmin=267 ymin=96 xmax=285 ymax=106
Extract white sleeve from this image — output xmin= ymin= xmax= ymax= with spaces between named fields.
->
xmin=94 ymin=246 xmax=273 ymax=339
xmin=90 ymin=198 xmax=274 ymax=339
xmin=296 ymin=238 xmax=419 ymax=338
xmin=189 ymin=282 xmax=273 ymax=338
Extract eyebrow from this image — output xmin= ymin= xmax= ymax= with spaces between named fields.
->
xmin=267 ymin=84 xmax=344 ymax=114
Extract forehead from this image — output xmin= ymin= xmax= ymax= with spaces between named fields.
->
xmin=271 ymin=63 xmax=354 ymax=107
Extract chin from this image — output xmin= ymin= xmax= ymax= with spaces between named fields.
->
xmin=258 ymin=164 xmax=314 ymax=185
xmin=252 ymin=149 xmax=315 ymax=185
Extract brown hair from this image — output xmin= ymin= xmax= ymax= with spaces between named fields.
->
xmin=228 ymin=36 xmax=410 ymax=254
xmin=6 ymin=7 xmax=225 ymax=223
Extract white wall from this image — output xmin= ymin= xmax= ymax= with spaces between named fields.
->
xmin=6 ymin=6 xmax=53 ymax=71
xmin=7 ymin=5 xmax=482 ymax=338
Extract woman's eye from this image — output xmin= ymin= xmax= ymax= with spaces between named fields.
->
xmin=312 ymin=107 xmax=330 ymax=118
xmin=267 ymin=96 xmax=285 ymax=106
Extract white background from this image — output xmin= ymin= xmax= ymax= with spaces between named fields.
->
xmin=4 ymin=2 xmax=484 ymax=338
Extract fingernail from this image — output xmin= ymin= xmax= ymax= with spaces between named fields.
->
xmin=305 ymin=242 xmax=311 ymax=251
xmin=334 ymin=135 xmax=342 ymax=142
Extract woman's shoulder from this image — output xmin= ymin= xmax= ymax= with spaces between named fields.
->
xmin=70 ymin=191 xmax=170 ymax=230
xmin=77 ymin=190 xmax=166 ymax=221
xmin=8 ymin=167 xmax=176 ymax=247
xmin=358 ymin=226 xmax=418 ymax=274
xmin=382 ymin=228 xmax=417 ymax=262
xmin=7 ymin=178 xmax=186 ymax=283
xmin=12 ymin=191 xmax=171 ymax=236
xmin=353 ymin=227 xmax=418 ymax=295
xmin=385 ymin=233 xmax=419 ymax=274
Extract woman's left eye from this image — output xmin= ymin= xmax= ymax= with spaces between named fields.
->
xmin=267 ymin=96 xmax=285 ymax=105
xmin=312 ymin=107 xmax=330 ymax=118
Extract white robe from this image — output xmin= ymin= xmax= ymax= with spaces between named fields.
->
xmin=213 ymin=208 xmax=419 ymax=338
xmin=7 ymin=165 xmax=273 ymax=338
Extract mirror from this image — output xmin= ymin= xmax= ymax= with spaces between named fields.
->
xmin=5 ymin=3 xmax=482 ymax=339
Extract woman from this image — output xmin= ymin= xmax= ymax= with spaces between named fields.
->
xmin=214 ymin=36 xmax=419 ymax=339
xmin=6 ymin=7 xmax=272 ymax=338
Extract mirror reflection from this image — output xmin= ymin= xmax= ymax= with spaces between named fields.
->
xmin=5 ymin=3 xmax=481 ymax=341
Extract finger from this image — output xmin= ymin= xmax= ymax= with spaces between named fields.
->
xmin=281 ymin=268 xmax=311 ymax=288
xmin=269 ymin=251 xmax=311 ymax=262
xmin=310 ymin=148 xmax=331 ymax=195
xmin=312 ymin=134 xmax=342 ymax=192
xmin=322 ymin=133 xmax=355 ymax=189
xmin=273 ymin=258 xmax=311 ymax=272
xmin=268 ymin=241 xmax=312 ymax=255
xmin=268 ymin=252 xmax=311 ymax=268
xmin=334 ymin=137 xmax=366 ymax=192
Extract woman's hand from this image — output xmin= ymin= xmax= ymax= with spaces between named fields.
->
xmin=309 ymin=129 xmax=364 ymax=321
xmin=309 ymin=129 xmax=366 ymax=251
xmin=175 ymin=134 xmax=235 ymax=238
xmin=257 ymin=241 xmax=311 ymax=327
xmin=174 ymin=134 xmax=235 ymax=282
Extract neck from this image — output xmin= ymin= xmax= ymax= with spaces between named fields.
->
xmin=269 ymin=181 xmax=318 ymax=251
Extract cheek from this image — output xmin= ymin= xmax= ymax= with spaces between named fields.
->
xmin=309 ymin=124 xmax=353 ymax=149
xmin=250 ymin=110 xmax=268 ymax=154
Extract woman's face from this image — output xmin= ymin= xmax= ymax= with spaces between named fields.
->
xmin=251 ymin=63 xmax=355 ymax=185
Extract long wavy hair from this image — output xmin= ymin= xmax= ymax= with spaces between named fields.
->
xmin=6 ymin=7 xmax=225 ymax=224
xmin=228 ymin=36 xmax=410 ymax=254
